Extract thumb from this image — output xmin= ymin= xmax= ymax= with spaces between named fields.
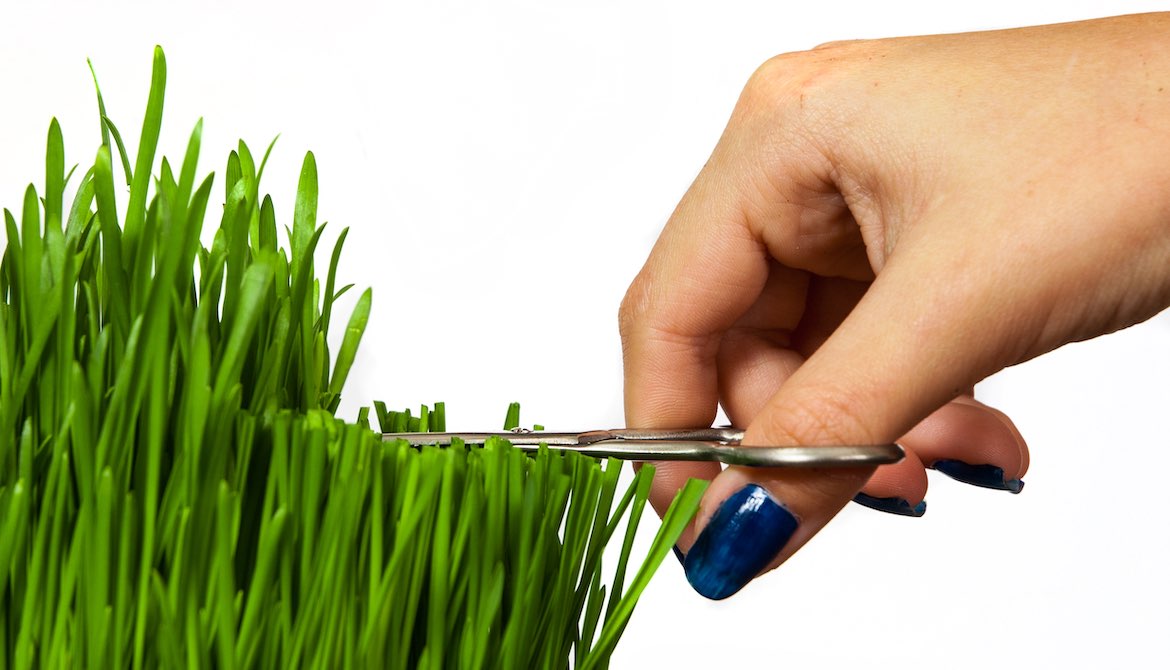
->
xmin=681 ymin=247 xmax=1014 ymax=599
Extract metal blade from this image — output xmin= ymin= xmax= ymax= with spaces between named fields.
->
xmin=382 ymin=431 xmax=903 ymax=468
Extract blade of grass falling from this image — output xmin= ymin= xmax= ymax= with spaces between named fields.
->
xmin=0 ymin=46 xmax=706 ymax=669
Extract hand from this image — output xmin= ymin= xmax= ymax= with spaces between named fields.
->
xmin=620 ymin=13 xmax=1170 ymax=599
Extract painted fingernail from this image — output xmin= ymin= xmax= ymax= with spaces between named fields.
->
xmin=683 ymin=484 xmax=798 ymax=600
xmin=852 ymin=492 xmax=927 ymax=517
xmin=672 ymin=544 xmax=685 ymax=567
xmin=932 ymin=459 xmax=1024 ymax=493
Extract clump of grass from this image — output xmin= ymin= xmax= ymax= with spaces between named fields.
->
xmin=0 ymin=46 xmax=705 ymax=668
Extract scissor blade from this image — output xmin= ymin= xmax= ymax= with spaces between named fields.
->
xmin=381 ymin=432 xmax=903 ymax=468
xmin=385 ymin=427 xmax=741 ymax=447
xmin=384 ymin=431 xmax=590 ymax=447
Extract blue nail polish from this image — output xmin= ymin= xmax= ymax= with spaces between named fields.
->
xmin=672 ymin=544 xmax=685 ymax=567
xmin=933 ymin=459 xmax=1024 ymax=493
xmin=683 ymin=484 xmax=798 ymax=600
xmin=852 ymin=492 xmax=927 ymax=517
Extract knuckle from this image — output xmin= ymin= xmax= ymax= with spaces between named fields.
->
xmin=742 ymin=50 xmax=831 ymax=103
xmin=617 ymin=274 xmax=650 ymax=342
xmin=740 ymin=53 xmax=807 ymax=110
xmin=756 ymin=384 xmax=880 ymax=446
xmin=734 ymin=51 xmax=841 ymax=141
xmin=737 ymin=41 xmax=874 ymax=132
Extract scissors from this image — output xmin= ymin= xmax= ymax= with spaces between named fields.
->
xmin=383 ymin=427 xmax=903 ymax=468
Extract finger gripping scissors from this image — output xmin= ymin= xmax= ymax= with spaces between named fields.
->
xmin=384 ymin=427 xmax=903 ymax=468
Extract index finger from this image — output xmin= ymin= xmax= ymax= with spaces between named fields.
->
xmin=618 ymin=71 xmax=835 ymax=525
xmin=619 ymin=151 xmax=771 ymax=524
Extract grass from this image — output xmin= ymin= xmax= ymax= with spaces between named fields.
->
xmin=0 ymin=46 xmax=706 ymax=668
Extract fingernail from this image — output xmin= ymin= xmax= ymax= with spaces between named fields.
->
xmin=672 ymin=544 xmax=685 ymax=567
xmin=852 ymin=492 xmax=927 ymax=517
xmin=932 ymin=459 xmax=1024 ymax=493
xmin=683 ymin=484 xmax=798 ymax=600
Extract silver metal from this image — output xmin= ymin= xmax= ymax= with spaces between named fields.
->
xmin=382 ymin=428 xmax=903 ymax=468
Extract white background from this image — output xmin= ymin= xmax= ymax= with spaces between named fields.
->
xmin=2 ymin=1 xmax=1168 ymax=668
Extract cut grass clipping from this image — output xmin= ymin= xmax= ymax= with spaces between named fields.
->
xmin=0 ymin=46 xmax=706 ymax=668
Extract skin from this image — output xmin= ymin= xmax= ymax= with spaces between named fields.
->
xmin=620 ymin=13 xmax=1170 ymax=585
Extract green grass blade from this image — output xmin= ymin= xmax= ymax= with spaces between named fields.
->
xmin=101 ymin=115 xmax=134 ymax=187
xmin=20 ymin=184 xmax=43 ymax=320
xmin=213 ymin=262 xmax=273 ymax=401
xmin=325 ymin=288 xmax=370 ymax=410
xmin=582 ymin=477 xmax=708 ymax=669
xmin=176 ymin=119 xmax=203 ymax=212
xmin=86 ymin=58 xmax=112 ymax=149
xmin=290 ymin=152 xmax=317 ymax=281
xmin=236 ymin=141 xmax=257 ymax=205
xmin=122 ymin=46 xmax=167 ymax=266
xmin=236 ymin=508 xmax=288 ymax=668
xmin=92 ymin=144 xmax=131 ymax=337
xmin=213 ymin=482 xmax=238 ymax=670
xmin=45 ymin=118 xmax=65 ymax=230
xmin=255 ymin=135 xmax=279 ymax=186
xmin=64 ymin=168 xmax=95 ymax=242
xmin=225 ymin=151 xmax=242 ymax=202
xmin=603 ymin=463 xmax=654 ymax=624
xmin=258 ymin=195 xmax=277 ymax=252
xmin=318 ymin=226 xmax=348 ymax=338
xmin=503 ymin=402 xmax=521 ymax=430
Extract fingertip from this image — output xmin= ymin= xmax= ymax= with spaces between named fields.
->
xmin=683 ymin=483 xmax=799 ymax=600
xmin=950 ymin=396 xmax=1030 ymax=476
xmin=854 ymin=443 xmax=928 ymax=516
xmin=682 ymin=463 xmax=872 ymax=598
xmin=905 ymin=399 xmax=1027 ymax=484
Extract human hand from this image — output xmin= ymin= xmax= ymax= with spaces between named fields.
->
xmin=620 ymin=12 xmax=1170 ymax=599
